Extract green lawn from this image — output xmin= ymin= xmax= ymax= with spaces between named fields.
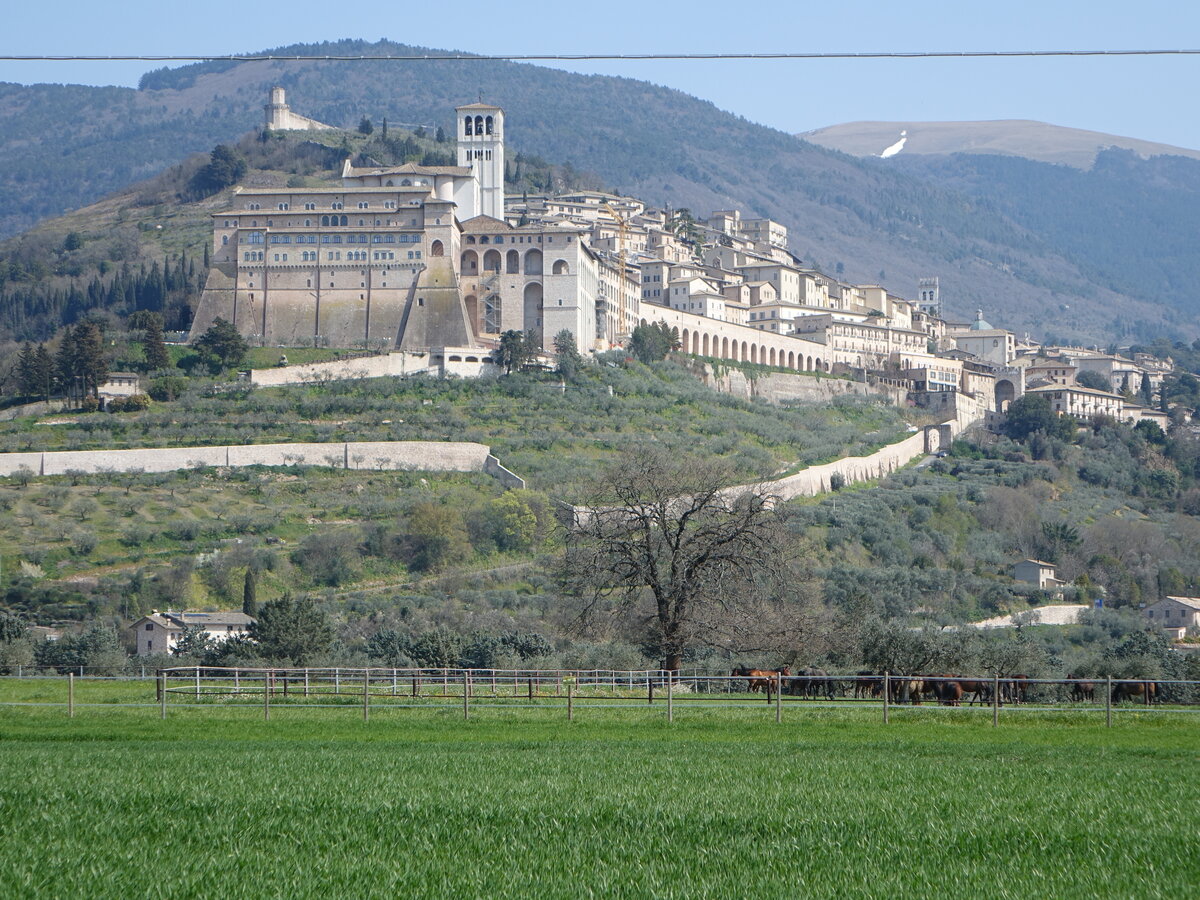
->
xmin=0 ymin=684 xmax=1196 ymax=898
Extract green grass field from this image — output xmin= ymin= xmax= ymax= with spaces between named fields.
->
xmin=1 ymin=680 xmax=1196 ymax=898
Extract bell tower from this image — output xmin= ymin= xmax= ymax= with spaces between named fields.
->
xmin=456 ymin=103 xmax=505 ymax=220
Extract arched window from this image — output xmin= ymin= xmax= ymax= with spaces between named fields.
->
xmin=474 ymin=115 xmax=484 ymax=134
xmin=340 ymin=215 xmax=348 ymax=226
xmin=552 ymin=259 xmax=569 ymax=275
xmin=483 ymin=249 xmax=501 ymax=272
xmin=385 ymin=180 xmax=394 ymax=187
xmin=400 ymin=179 xmax=412 ymax=187
xmin=485 ymin=115 xmax=493 ymax=134
xmin=506 ymin=249 xmax=520 ymax=274
xmin=461 ymin=250 xmax=479 ymax=275
xmin=430 ymin=240 xmax=444 ymax=257
xmin=464 ymin=116 xmax=473 ymax=136
xmin=524 ymin=249 xmax=543 ymax=275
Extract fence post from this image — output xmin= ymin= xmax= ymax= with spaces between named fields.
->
xmin=667 ymin=671 xmax=674 ymax=723
xmin=68 ymin=672 xmax=74 ymax=719
xmin=160 ymin=671 xmax=167 ymax=719
xmin=992 ymin=673 xmax=1000 ymax=727
xmin=883 ymin=672 xmax=890 ymax=725
xmin=335 ymin=668 xmax=340 ymax=695
xmin=567 ymin=680 xmax=574 ymax=721
xmin=264 ymin=671 xmax=271 ymax=722
xmin=1144 ymin=681 xmax=1151 ymax=707
xmin=775 ymin=674 xmax=782 ymax=724
xmin=648 ymin=676 xmax=654 ymax=705
xmin=392 ymin=669 xmax=397 ymax=696
xmin=528 ymin=677 xmax=534 ymax=702
xmin=194 ymin=666 xmax=200 ymax=699
xmin=363 ymin=669 xmax=370 ymax=722
xmin=463 ymin=671 xmax=470 ymax=721
xmin=1106 ymin=675 xmax=1112 ymax=728
xmin=304 ymin=668 xmax=309 ymax=697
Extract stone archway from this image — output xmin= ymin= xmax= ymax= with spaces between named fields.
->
xmin=995 ymin=378 xmax=1017 ymax=412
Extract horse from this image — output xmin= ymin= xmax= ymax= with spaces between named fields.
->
xmin=1111 ymin=680 xmax=1158 ymax=704
xmin=732 ymin=665 xmax=789 ymax=697
xmin=793 ymin=667 xmax=835 ymax=700
xmin=1002 ymin=674 xmax=1030 ymax=705
xmin=956 ymin=679 xmax=989 ymax=706
xmin=927 ymin=676 xmax=963 ymax=706
xmin=854 ymin=670 xmax=882 ymax=700
xmin=1067 ymin=674 xmax=1095 ymax=703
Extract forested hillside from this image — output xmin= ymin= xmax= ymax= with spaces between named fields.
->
xmin=889 ymin=149 xmax=1200 ymax=332
xmin=0 ymin=38 xmax=1188 ymax=343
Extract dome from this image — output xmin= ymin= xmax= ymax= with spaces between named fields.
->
xmin=969 ymin=309 xmax=993 ymax=331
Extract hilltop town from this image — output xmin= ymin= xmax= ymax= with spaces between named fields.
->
xmin=192 ymin=90 xmax=1178 ymax=431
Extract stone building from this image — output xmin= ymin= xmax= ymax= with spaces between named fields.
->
xmin=128 ymin=610 xmax=255 ymax=657
xmin=1143 ymin=596 xmax=1200 ymax=637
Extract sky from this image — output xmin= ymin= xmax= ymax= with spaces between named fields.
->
xmin=3 ymin=0 xmax=1200 ymax=149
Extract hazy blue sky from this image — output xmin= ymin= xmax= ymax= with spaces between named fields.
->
xmin=3 ymin=0 xmax=1199 ymax=148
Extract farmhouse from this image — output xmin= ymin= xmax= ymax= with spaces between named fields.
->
xmin=1013 ymin=559 xmax=1063 ymax=589
xmin=128 ymin=610 xmax=255 ymax=656
xmin=1142 ymin=596 xmax=1200 ymax=638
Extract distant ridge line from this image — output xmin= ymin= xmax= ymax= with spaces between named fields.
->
xmin=5 ymin=49 xmax=1200 ymax=63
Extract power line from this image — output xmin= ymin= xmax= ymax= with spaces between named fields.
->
xmin=0 ymin=49 xmax=1199 ymax=63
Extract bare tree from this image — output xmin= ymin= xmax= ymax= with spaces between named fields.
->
xmin=559 ymin=448 xmax=820 ymax=670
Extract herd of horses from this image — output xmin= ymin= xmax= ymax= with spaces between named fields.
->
xmin=729 ymin=666 xmax=1162 ymax=706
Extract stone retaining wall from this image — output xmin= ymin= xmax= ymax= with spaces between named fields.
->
xmin=0 ymin=441 xmax=497 ymax=480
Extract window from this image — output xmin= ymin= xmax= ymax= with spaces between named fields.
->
xmin=145 ymin=623 xmax=153 ymax=631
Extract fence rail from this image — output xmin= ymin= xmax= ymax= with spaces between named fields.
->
xmin=6 ymin=667 xmax=1199 ymax=726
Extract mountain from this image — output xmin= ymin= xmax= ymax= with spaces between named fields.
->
xmin=0 ymin=39 xmax=1194 ymax=344
xmin=800 ymin=120 xmax=1200 ymax=169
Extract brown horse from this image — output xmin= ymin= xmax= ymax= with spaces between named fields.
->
xmin=928 ymin=677 xmax=963 ymax=706
xmin=854 ymin=670 xmax=883 ymax=699
xmin=733 ymin=666 xmax=789 ymax=697
xmin=1111 ymin=680 xmax=1158 ymax=704
xmin=1067 ymin=674 xmax=1095 ymax=703
xmin=956 ymin=679 xmax=989 ymax=706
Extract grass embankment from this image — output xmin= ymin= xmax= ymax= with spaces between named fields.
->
xmin=0 ymin=695 xmax=1195 ymax=898
xmin=0 ymin=362 xmax=912 ymax=496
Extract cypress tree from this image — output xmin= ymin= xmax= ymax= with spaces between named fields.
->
xmin=33 ymin=344 xmax=54 ymax=401
xmin=242 ymin=568 xmax=258 ymax=618
xmin=143 ymin=313 xmax=171 ymax=371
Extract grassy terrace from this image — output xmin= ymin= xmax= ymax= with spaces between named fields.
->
xmin=0 ymin=689 xmax=1195 ymax=898
xmin=0 ymin=362 xmax=913 ymax=496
